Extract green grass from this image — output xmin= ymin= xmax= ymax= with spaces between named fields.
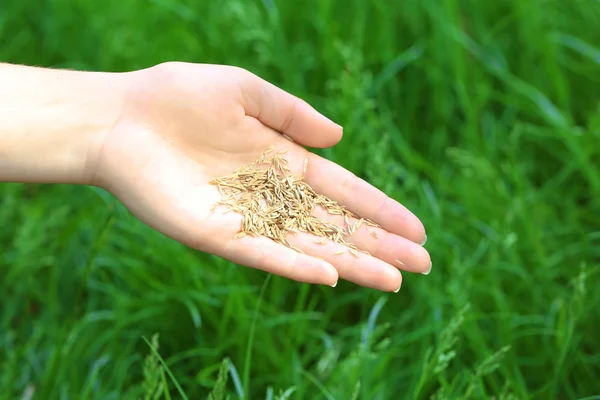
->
xmin=1 ymin=0 xmax=599 ymax=398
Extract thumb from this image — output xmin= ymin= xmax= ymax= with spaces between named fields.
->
xmin=241 ymin=71 xmax=343 ymax=148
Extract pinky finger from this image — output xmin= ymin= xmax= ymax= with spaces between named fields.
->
xmin=222 ymin=235 xmax=339 ymax=286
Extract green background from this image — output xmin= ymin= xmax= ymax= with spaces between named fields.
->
xmin=1 ymin=0 xmax=599 ymax=399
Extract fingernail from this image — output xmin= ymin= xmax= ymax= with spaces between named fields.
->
xmin=393 ymin=283 xmax=401 ymax=293
xmin=422 ymin=261 xmax=432 ymax=275
xmin=330 ymin=281 xmax=338 ymax=288
xmin=420 ymin=234 xmax=428 ymax=246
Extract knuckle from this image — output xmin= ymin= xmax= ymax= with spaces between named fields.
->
xmin=336 ymin=173 xmax=359 ymax=204
xmin=280 ymin=97 xmax=300 ymax=132
xmin=230 ymin=66 xmax=257 ymax=87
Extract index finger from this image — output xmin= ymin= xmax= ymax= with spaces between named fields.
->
xmin=304 ymin=152 xmax=427 ymax=244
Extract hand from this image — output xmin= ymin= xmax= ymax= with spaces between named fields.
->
xmin=94 ymin=62 xmax=431 ymax=291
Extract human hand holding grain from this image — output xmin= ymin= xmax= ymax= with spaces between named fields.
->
xmin=0 ymin=61 xmax=431 ymax=292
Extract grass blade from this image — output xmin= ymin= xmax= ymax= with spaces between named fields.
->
xmin=242 ymin=274 xmax=272 ymax=399
xmin=142 ymin=336 xmax=189 ymax=400
xmin=299 ymin=369 xmax=335 ymax=400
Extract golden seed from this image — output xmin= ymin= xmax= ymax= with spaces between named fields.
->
xmin=290 ymin=245 xmax=304 ymax=254
xmin=366 ymin=219 xmax=380 ymax=228
xmin=209 ymin=146 xmax=376 ymax=257
xmin=349 ymin=222 xmax=356 ymax=236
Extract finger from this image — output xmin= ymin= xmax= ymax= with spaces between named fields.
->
xmin=241 ymin=71 xmax=343 ymax=148
xmin=221 ymin=233 xmax=339 ymax=286
xmin=284 ymin=232 xmax=403 ymax=292
xmin=304 ymin=152 xmax=427 ymax=244
xmin=311 ymin=206 xmax=432 ymax=274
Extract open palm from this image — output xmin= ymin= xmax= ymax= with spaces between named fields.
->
xmin=95 ymin=62 xmax=430 ymax=291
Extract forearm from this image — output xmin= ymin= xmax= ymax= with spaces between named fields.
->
xmin=0 ymin=63 xmax=126 ymax=185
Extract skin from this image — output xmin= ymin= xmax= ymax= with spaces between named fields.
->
xmin=0 ymin=61 xmax=431 ymax=292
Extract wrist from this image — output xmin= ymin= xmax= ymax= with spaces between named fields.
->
xmin=0 ymin=63 xmax=129 ymax=185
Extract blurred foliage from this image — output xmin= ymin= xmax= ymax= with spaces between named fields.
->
xmin=1 ymin=0 xmax=599 ymax=398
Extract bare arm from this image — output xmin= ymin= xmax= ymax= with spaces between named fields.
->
xmin=0 ymin=63 xmax=126 ymax=184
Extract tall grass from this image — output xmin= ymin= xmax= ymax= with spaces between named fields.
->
xmin=1 ymin=0 xmax=599 ymax=398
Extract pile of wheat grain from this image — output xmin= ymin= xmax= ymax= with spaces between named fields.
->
xmin=209 ymin=147 xmax=379 ymax=256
